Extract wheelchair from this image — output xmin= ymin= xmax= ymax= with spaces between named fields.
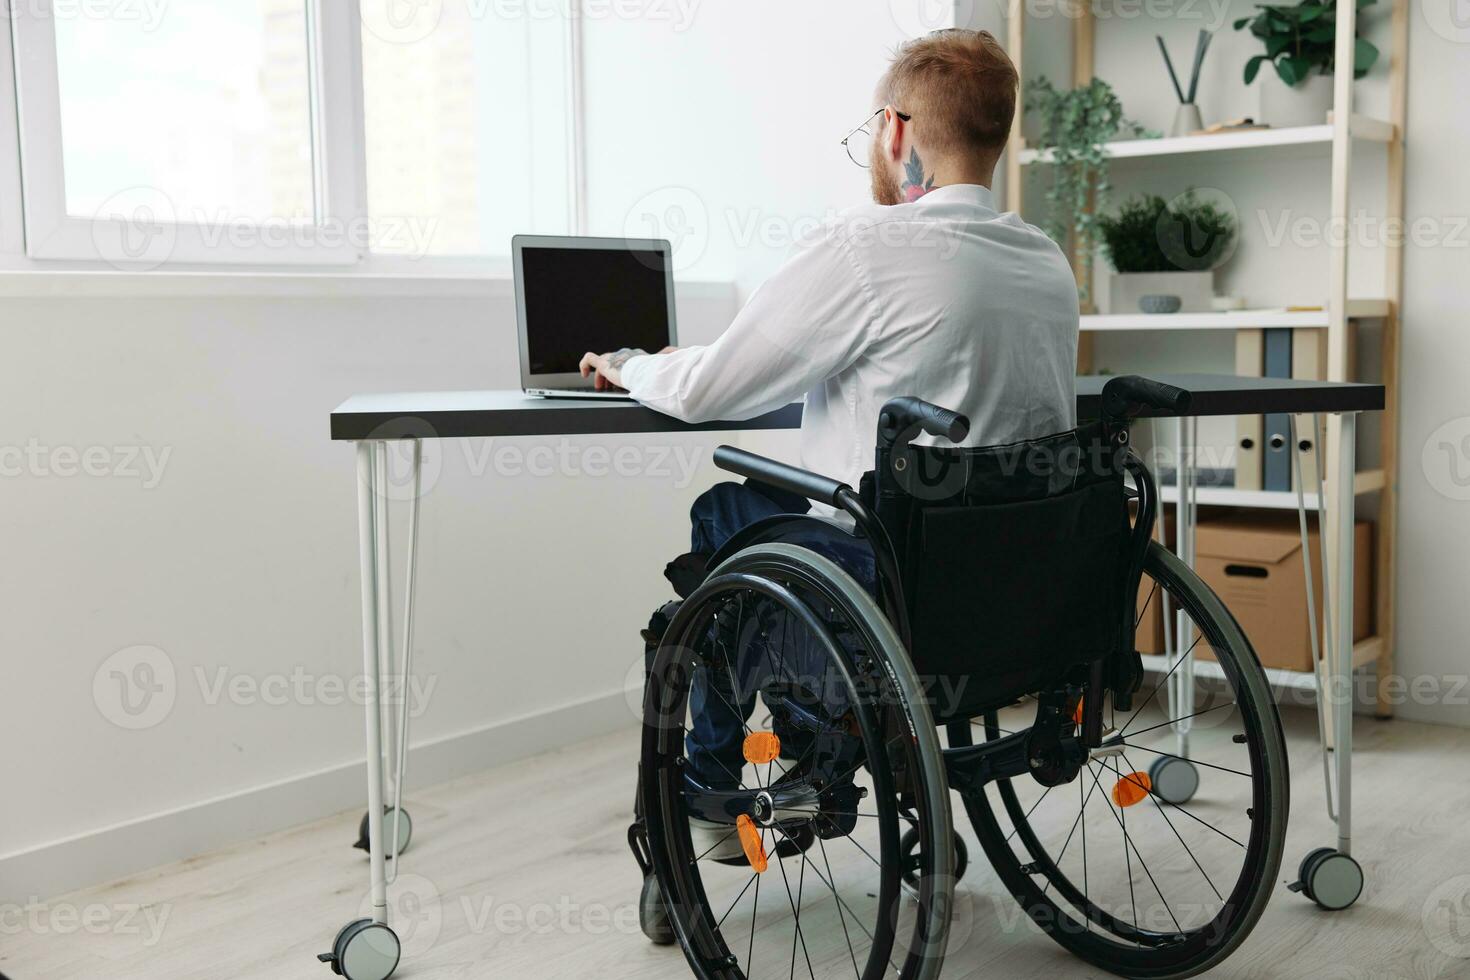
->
xmin=628 ymin=376 xmax=1289 ymax=980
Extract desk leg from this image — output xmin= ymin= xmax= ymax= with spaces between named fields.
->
xmin=357 ymin=441 xmax=390 ymax=925
xmin=1171 ymin=416 xmax=1197 ymax=761
xmin=374 ymin=445 xmax=397 ymax=804
xmin=1288 ymin=411 xmax=1364 ymax=910
xmin=1332 ymin=412 xmax=1357 ymax=858
xmin=318 ymin=443 xmax=402 ymax=977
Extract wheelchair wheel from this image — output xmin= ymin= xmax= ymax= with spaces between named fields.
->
xmin=641 ymin=543 xmax=954 ymax=980
xmin=958 ymin=541 xmax=1289 ymax=979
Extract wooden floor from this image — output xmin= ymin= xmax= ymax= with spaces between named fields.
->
xmin=6 ymin=702 xmax=1470 ymax=980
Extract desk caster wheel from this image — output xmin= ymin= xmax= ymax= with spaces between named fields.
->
xmin=1289 ymin=847 xmax=1363 ymax=911
xmin=318 ymin=919 xmax=400 ymax=979
xmin=900 ymin=827 xmax=968 ymax=891
xmin=354 ymin=807 xmax=412 ymax=858
xmin=1149 ymin=755 xmax=1199 ymax=805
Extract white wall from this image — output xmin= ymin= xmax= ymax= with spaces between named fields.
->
xmin=1 ymin=2 xmax=936 ymax=901
xmin=0 ymin=278 xmax=744 ymax=901
xmin=582 ymin=0 xmax=954 ymax=294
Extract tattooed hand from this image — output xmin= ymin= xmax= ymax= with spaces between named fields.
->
xmin=579 ymin=347 xmax=646 ymax=391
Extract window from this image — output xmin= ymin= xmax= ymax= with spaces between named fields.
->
xmin=6 ymin=1 xmax=578 ymax=270
xmin=53 ymin=3 xmax=315 ymax=224
xmin=360 ymin=4 xmax=573 ymax=257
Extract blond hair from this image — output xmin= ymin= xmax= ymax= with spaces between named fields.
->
xmin=879 ymin=29 xmax=1018 ymax=162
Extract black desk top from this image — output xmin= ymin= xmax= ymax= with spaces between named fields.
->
xmin=330 ymin=374 xmax=1384 ymax=441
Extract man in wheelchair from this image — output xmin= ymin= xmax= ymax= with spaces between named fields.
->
xmin=582 ymin=28 xmax=1289 ymax=980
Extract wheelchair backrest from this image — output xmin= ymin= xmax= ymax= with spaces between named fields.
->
xmin=865 ymin=421 xmax=1135 ymax=721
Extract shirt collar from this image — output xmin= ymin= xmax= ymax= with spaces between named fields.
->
xmin=914 ymin=183 xmax=997 ymax=210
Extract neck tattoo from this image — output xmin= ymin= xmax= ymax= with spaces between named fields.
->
xmin=901 ymin=148 xmax=936 ymax=203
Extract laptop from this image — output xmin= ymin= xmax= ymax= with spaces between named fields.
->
xmin=513 ymin=234 xmax=677 ymax=400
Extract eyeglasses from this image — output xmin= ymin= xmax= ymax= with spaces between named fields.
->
xmin=840 ymin=106 xmax=913 ymax=169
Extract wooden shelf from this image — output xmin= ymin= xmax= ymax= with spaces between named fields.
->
xmin=1018 ymin=115 xmax=1396 ymax=166
xmin=1082 ymin=301 xmax=1392 ymax=332
xmin=1138 ymin=635 xmax=1383 ymax=692
xmin=1157 ymin=469 xmax=1387 ymax=511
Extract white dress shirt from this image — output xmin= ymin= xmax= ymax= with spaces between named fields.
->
xmin=620 ymin=183 xmax=1079 ymax=493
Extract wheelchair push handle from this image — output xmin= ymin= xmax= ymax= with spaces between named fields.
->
xmin=1101 ymin=375 xmax=1192 ymax=420
xmin=713 ymin=445 xmax=850 ymax=508
xmin=879 ymin=397 xmax=971 ymax=447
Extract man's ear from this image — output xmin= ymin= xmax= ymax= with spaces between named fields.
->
xmin=883 ymin=107 xmax=906 ymax=162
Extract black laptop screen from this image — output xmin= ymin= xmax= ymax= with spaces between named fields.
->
xmin=521 ymin=246 xmax=672 ymax=375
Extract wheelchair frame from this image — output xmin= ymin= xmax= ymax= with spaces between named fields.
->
xmin=632 ymin=376 xmax=1292 ymax=980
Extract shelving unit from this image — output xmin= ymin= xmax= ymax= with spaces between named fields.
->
xmin=1002 ymin=0 xmax=1409 ymax=905
xmin=1017 ymin=114 xmax=1396 ymax=165
xmin=1002 ymin=0 xmax=1406 ymax=718
xmin=1079 ymin=301 xmax=1391 ymax=333
xmin=1157 ymin=467 xmax=1386 ymax=511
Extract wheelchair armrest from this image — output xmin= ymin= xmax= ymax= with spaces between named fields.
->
xmin=713 ymin=446 xmax=849 ymax=508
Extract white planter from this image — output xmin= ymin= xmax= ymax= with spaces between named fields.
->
xmin=1107 ymin=271 xmax=1215 ymax=315
xmin=1259 ymin=72 xmax=1334 ymax=129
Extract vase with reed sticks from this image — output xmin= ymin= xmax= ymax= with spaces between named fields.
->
xmin=1158 ymin=31 xmax=1213 ymax=137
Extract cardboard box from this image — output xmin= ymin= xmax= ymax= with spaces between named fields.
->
xmin=1136 ymin=578 xmax=1166 ymax=655
xmin=1193 ymin=516 xmax=1373 ymax=672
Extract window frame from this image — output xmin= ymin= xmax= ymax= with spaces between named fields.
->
xmin=6 ymin=0 xmax=580 ymax=273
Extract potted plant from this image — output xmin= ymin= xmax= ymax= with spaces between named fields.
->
xmin=1234 ymin=0 xmax=1380 ymax=128
xmin=1096 ymin=192 xmax=1237 ymax=314
xmin=1025 ymin=77 xmax=1155 ymax=305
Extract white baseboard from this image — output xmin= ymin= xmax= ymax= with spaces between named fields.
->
xmin=0 ymin=686 xmax=637 ymax=903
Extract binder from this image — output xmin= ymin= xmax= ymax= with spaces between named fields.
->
xmin=1234 ymin=329 xmax=1264 ymax=490
xmin=1261 ymin=328 xmax=1293 ymax=492
xmin=1292 ymin=328 xmax=1329 ymax=492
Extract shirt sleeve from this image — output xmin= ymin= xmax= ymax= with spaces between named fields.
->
xmin=620 ymin=232 xmax=879 ymax=423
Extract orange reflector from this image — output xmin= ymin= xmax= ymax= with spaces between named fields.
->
xmin=1113 ymin=772 xmax=1152 ymax=808
xmin=1073 ymin=699 xmax=1084 ymax=725
xmin=737 ymin=815 xmax=768 ymax=873
xmin=743 ymin=731 xmax=781 ymax=766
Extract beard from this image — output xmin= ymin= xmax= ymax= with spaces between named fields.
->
xmin=869 ymin=137 xmax=902 ymax=206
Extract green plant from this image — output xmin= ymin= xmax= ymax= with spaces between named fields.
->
xmin=1234 ymin=0 xmax=1380 ymax=87
xmin=1025 ymin=77 xmax=1155 ymax=300
xmin=1097 ymin=192 xmax=1236 ymax=274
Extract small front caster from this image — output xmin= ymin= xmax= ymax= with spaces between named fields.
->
xmin=1148 ymin=755 xmax=1199 ymax=805
xmin=354 ymin=806 xmax=413 ymax=858
xmin=900 ymin=827 xmax=969 ymax=891
xmin=639 ymin=873 xmax=676 ymax=946
xmin=318 ymin=919 xmax=400 ymax=979
xmin=1288 ymin=847 xmax=1363 ymax=910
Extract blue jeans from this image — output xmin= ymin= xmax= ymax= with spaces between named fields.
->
xmin=684 ymin=481 xmax=876 ymax=791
